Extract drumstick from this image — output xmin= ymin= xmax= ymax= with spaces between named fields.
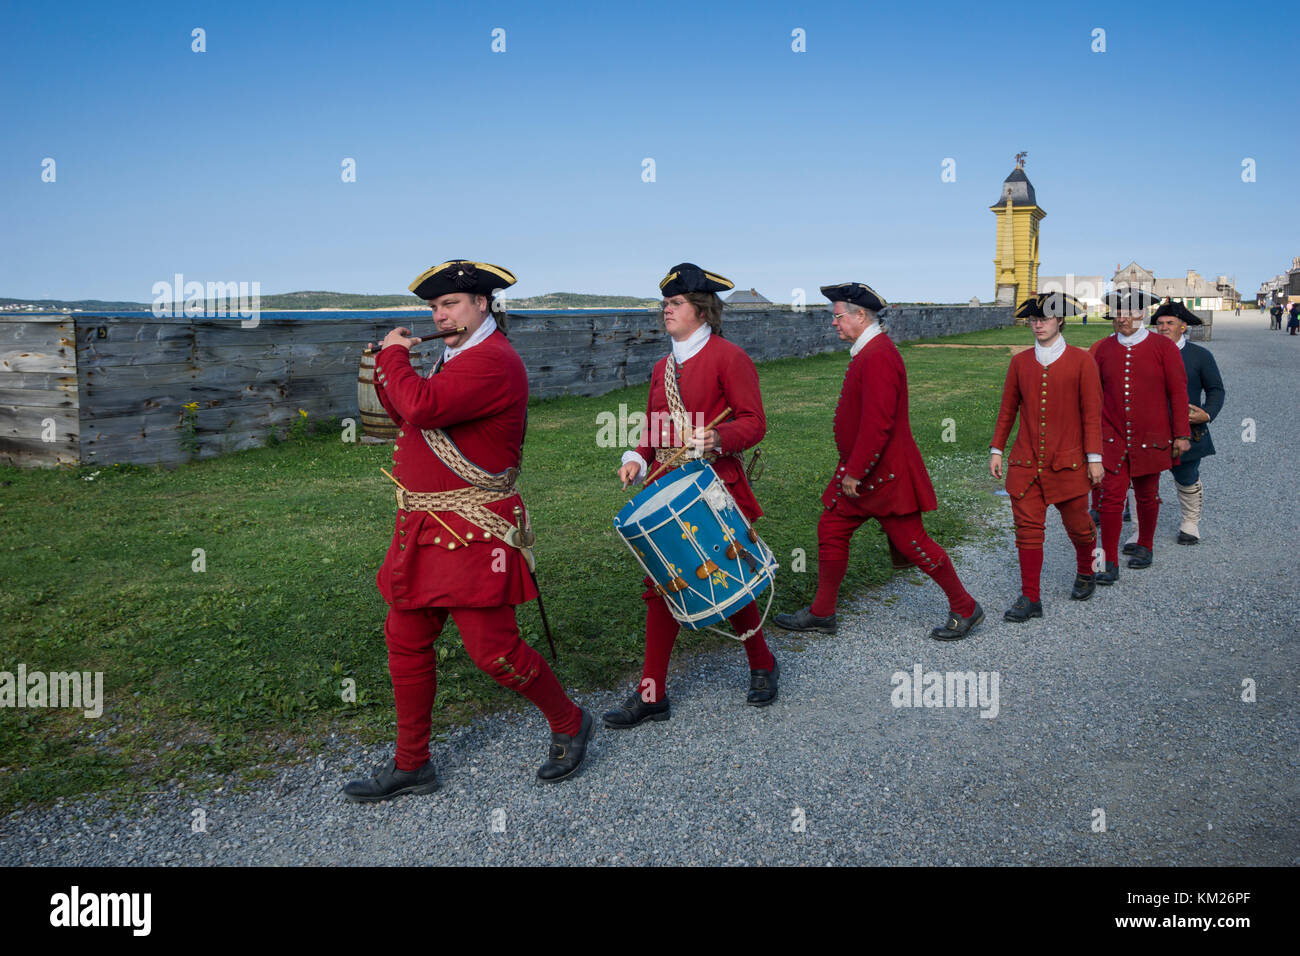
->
xmin=380 ymin=467 xmax=468 ymax=547
xmin=643 ymin=407 xmax=733 ymax=486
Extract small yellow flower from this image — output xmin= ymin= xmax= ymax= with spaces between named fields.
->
xmin=298 ymin=409 xmax=308 ymax=418
xmin=182 ymin=401 xmax=199 ymax=411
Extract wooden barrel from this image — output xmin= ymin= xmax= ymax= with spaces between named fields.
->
xmin=357 ymin=350 xmax=397 ymax=441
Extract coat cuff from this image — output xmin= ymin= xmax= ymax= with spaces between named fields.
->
xmin=621 ymin=450 xmax=648 ymax=481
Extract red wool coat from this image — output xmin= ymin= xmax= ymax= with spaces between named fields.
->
xmin=1090 ymin=332 xmax=1191 ymax=477
xmin=990 ymin=346 xmax=1103 ymax=504
xmin=631 ymin=334 xmax=765 ymax=521
xmin=372 ymin=330 xmax=537 ymax=610
xmin=823 ymin=333 xmax=937 ymax=518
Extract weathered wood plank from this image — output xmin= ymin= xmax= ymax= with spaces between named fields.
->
xmin=0 ymin=370 xmax=79 ymax=390
xmin=0 ymin=347 xmax=76 ymax=374
xmin=0 ymin=435 xmax=79 ymax=468
xmin=0 ymin=320 xmax=74 ymax=348
xmin=0 ymin=404 xmax=79 ymax=444
xmin=0 ymin=387 xmax=77 ymax=409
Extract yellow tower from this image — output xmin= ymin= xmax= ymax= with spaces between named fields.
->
xmin=990 ymin=154 xmax=1045 ymax=307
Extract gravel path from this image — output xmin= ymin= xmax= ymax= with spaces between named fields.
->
xmin=3 ymin=314 xmax=1296 ymax=865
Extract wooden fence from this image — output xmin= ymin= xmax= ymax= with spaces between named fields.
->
xmin=1 ymin=304 xmax=1012 ymax=468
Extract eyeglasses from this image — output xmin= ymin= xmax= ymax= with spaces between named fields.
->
xmin=1026 ymin=316 xmax=1058 ymax=324
xmin=831 ymin=312 xmax=851 ymax=320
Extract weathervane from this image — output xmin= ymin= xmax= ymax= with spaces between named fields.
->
xmin=1015 ymin=151 xmax=1027 ymax=170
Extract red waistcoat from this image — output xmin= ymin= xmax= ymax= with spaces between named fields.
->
xmin=823 ymin=333 xmax=937 ymax=517
xmin=630 ymin=334 xmax=766 ymax=521
xmin=990 ymin=345 xmax=1103 ymax=504
xmin=1091 ymin=332 xmax=1191 ymax=477
xmin=371 ymin=330 xmax=537 ymax=609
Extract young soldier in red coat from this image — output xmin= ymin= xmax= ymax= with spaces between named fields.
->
xmin=990 ymin=293 xmax=1104 ymax=621
xmin=775 ymin=282 xmax=983 ymax=641
xmin=1091 ymin=288 xmax=1191 ymax=584
xmin=343 ymin=260 xmax=592 ymax=802
xmin=603 ymin=263 xmax=778 ymax=728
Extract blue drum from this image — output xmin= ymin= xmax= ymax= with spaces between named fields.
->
xmin=614 ymin=460 xmax=778 ymax=634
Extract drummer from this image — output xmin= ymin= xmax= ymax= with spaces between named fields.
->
xmin=605 ymin=263 xmax=779 ymax=727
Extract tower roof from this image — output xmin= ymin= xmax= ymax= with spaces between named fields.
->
xmin=991 ymin=167 xmax=1039 ymax=209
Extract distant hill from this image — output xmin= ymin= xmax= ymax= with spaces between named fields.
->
xmin=0 ymin=290 xmax=658 ymax=312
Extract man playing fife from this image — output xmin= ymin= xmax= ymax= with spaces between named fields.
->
xmin=1146 ymin=299 xmax=1225 ymax=546
xmin=775 ymin=283 xmax=983 ymax=641
xmin=604 ymin=262 xmax=778 ymax=729
xmin=1090 ymin=288 xmax=1190 ymax=583
xmin=990 ymin=293 xmax=1104 ymax=622
xmin=344 ymin=260 xmax=592 ymax=802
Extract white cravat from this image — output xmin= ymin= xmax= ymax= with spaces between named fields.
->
xmin=1033 ymin=334 xmax=1066 ymax=367
xmin=672 ymin=323 xmax=712 ymax=364
xmin=850 ymin=322 xmax=883 ymax=357
xmin=1176 ymin=334 xmax=1187 ymax=350
xmin=1117 ymin=326 xmax=1149 ymax=347
xmin=622 ymin=325 xmax=713 ymax=481
xmin=440 ymin=315 xmax=498 ymax=366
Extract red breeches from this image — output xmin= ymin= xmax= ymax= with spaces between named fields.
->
xmin=638 ymin=579 xmax=773 ymax=704
xmin=384 ymin=604 xmax=580 ymax=771
xmin=811 ymin=508 xmax=975 ymax=618
xmin=1011 ymin=487 xmax=1096 ymax=551
xmin=1099 ymin=461 xmax=1161 ymax=562
xmin=1010 ymin=488 xmax=1097 ymax=599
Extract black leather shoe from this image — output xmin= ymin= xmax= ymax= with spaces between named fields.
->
xmin=537 ymin=709 xmax=593 ymax=783
xmin=773 ymin=606 xmax=837 ymax=634
xmin=1003 ymin=595 xmax=1042 ymax=622
xmin=1121 ymin=541 xmax=1138 ymax=555
xmin=1070 ymin=573 xmax=1096 ymax=601
xmin=1127 ymin=545 xmax=1153 ymax=569
xmin=1176 ymin=531 xmax=1199 ymax=545
xmin=930 ymin=602 xmax=984 ymax=641
xmin=1096 ymin=561 xmax=1120 ymax=585
xmin=342 ymin=757 xmax=439 ymax=803
xmin=602 ymin=691 xmax=670 ymax=729
xmin=746 ymin=659 xmax=779 ymax=707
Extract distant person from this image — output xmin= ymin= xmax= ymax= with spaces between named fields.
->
xmin=1270 ymin=304 xmax=1283 ymax=330
xmin=774 ymin=282 xmax=983 ymax=641
xmin=1150 ymin=300 xmax=1225 ymax=545
xmin=1091 ymin=290 xmax=1190 ymax=583
xmin=1290 ymin=303 xmax=1299 ymax=335
xmin=989 ymin=293 xmax=1103 ymax=622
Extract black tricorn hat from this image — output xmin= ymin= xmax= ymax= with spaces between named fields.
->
xmin=1015 ymin=292 xmax=1087 ymax=320
xmin=1149 ymin=299 xmax=1204 ymax=326
xmin=1102 ymin=288 xmax=1160 ymax=313
xmin=659 ymin=263 xmax=734 ymax=297
xmin=409 ymin=260 xmax=517 ymax=300
xmin=820 ymin=281 xmax=888 ymax=313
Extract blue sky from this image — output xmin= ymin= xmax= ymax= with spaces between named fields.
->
xmin=2 ymin=0 xmax=1295 ymax=303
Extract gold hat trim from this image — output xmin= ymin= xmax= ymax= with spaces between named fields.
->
xmin=408 ymin=260 xmax=517 ymax=295
xmin=658 ymin=269 xmax=735 ymax=292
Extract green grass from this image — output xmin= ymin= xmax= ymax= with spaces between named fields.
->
xmin=0 ymin=322 xmax=1108 ymax=809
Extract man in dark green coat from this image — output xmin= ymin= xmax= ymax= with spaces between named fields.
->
xmin=1151 ymin=301 xmax=1225 ymax=544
